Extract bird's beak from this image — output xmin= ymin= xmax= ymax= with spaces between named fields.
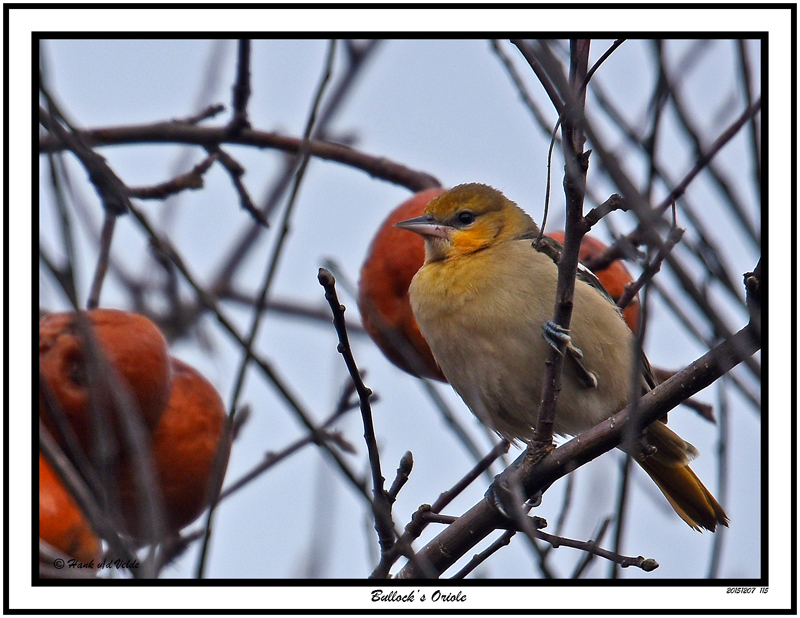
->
xmin=394 ymin=214 xmax=451 ymax=238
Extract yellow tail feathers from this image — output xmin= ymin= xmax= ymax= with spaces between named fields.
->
xmin=637 ymin=422 xmax=729 ymax=532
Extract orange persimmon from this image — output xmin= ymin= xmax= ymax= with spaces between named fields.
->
xmin=118 ymin=358 xmax=229 ymax=539
xmin=358 ymin=188 xmax=447 ymax=381
xmin=39 ymin=453 xmax=102 ymax=566
xmin=39 ymin=309 xmax=173 ymax=455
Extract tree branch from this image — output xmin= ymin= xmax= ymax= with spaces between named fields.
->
xmin=396 ymin=322 xmax=760 ymax=578
xmin=39 ymin=121 xmax=441 ymax=193
xmin=531 ymin=39 xmax=591 ymax=451
xmin=318 ymin=268 xmax=396 ymax=558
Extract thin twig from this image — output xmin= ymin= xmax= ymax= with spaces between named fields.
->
xmin=610 ymin=455 xmax=632 ymax=579
xmin=539 ymin=469 xmax=575 ymax=567
xmin=221 ymin=287 xmax=366 ymax=334
xmin=736 ymin=39 xmax=761 ymax=188
xmin=535 ymin=525 xmax=658 ymax=572
xmin=227 ymin=39 xmax=337 ymax=417
xmin=708 ymin=375 xmax=730 ymax=579
xmin=317 ymin=262 xmax=501 ymax=474
xmin=175 ymin=103 xmax=227 ymax=125
xmin=39 ymin=424 xmax=142 ymax=577
xmin=387 ymin=451 xmax=414 ymax=504
xmin=494 ymin=476 xmax=550 ymax=567
xmin=573 ymin=517 xmax=612 ymax=578
xmin=127 ymin=153 xmax=217 ymax=200
xmin=39 ymin=105 xmax=131 ymax=216
xmin=653 ymin=96 xmax=762 ymax=225
xmin=530 ymin=39 xmax=591 ymax=452
xmin=419 ymin=380 xmax=505 ymax=482
xmin=649 ymin=277 xmax=760 ymax=410
xmin=38 ymin=246 xmax=78 ymax=310
xmin=192 ymin=413 xmax=233 ymax=580
xmin=318 ymin=267 xmax=395 ymax=556
xmin=511 ymin=40 xmax=565 ymax=115
xmin=574 ymin=83 xmax=762 ymax=379
xmin=41 ymin=140 xmax=80 ymax=307
xmin=197 ymin=45 xmax=343 ymax=579
xmin=491 ymin=40 xmax=557 ymax=139
xmin=587 ymin=59 xmax=752 ymax=308
xmin=660 ymin=41 xmax=759 ymax=244
xmin=39 ymin=122 xmax=441 ymax=193
xmin=431 ymin=439 xmax=511 ymax=515
xmin=86 ymin=211 xmax=116 ymax=309
xmin=228 ymin=39 xmax=252 ymax=133
xmin=75 ymin=313 xmax=168 ymax=572
xmin=217 ymin=396 xmax=361 ymax=503
xmin=617 ymin=223 xmax=684 ymax=311
xmin=206 ymin=145 xmax=267 ymax=225
xmin=451 ymin=529 xmax=515 ymax=579
xmin=371 ymin=439 xmax=509 ymax=579
xmin=205 ymin=40 xmax=385 ymax=293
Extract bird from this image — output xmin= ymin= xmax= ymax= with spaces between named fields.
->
xmin=395 ymin=182 xmax=728 ymax=532
xmin=357 ymin=188 xmax=640 ymax=382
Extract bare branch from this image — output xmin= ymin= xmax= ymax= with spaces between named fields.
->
xmin=511 ymin=39 xmax=565 ymax=115
xmin=205 ymin=146 xmax=267 ymax=225
xmin=86 ymin=211 xmax=116 ymax=309
xmin=126 ymin=202 xmax=372 ymax=506
xmin=228 ymin=39 xmax=252 ymax=133
xmin=396 ymin=322 xmax=759 ymax=578
xmin=535 ymin=525 xmax=658 ymax=572
xmin=176 ymin=103 xmax=226 ymax=125
xmin=371 ymin=439 xmax=509 ymax=579
xmin=39 ymin=122 xmax=441 ymax=193
xmin=387 ymin=451 xmax=414 ymax=504
xmin=318 ymin=267 xmax=396 ymax=557
xmin=39 ymin=105 xmax=131 ymax=216
xmin=127 ymin=152 xmax=217 ymax=201
xmin=531 ymin=40 xmax=592 ymax=452
xmin=617 ymin=223 xmax=684 ymax=311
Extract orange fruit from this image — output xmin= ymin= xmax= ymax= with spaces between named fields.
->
xmin=39 ymin=453 xmax=102 ymax=566
xmin=118 ymin=358 xmax=229 ymax=539
xmin=39 ymin=309 xmax=173 ymax=455
xmin=547 ymin=231 xmax=641 ymax=333
xmin=358 ymin=188 xmax=448 ymax=381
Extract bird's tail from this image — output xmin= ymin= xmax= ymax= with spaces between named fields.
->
xmin=636 ymin=421 xmax=729 ymax=532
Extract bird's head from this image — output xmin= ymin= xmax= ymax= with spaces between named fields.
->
xmin=394 ymin=183 xmax=539 ymax=263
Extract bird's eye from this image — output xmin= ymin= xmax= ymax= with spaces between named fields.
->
xmin=456 ymin=211 xmax=475 ymax=226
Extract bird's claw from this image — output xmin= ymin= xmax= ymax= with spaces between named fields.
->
xmin=486 ymin=474 xmax=544 ymax=529
xmin=525 ymin=491 xmax=543 ymax=509
xmin=485 ymin=472 xmax=543 ymax=516
xmin=542 ymin=320 xmax=584 ymax=358
xmin=485 ymin=473 xmax=515 ymax=518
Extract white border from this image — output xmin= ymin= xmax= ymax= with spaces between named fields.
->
xmin=14 ymin=4 xmax=785 ymax=613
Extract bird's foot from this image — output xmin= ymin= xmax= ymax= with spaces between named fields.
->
xmin=525 ymin=491 xmax=543 ymax=509
xmin=542 ymin=320 xmax=584 ymax=358
xmin=485 ymin=472 xmax=543 ymax=515
xmin=485 ymin=472 xmax=515 ymax=518
xmin=485 ymin=475 xmax=547 ymax=532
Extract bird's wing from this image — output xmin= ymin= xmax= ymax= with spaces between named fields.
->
xmin=530 ymin=234 xmax=613 ymax=390
xmin=531 ymin=234 xmax=618 ymax=305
